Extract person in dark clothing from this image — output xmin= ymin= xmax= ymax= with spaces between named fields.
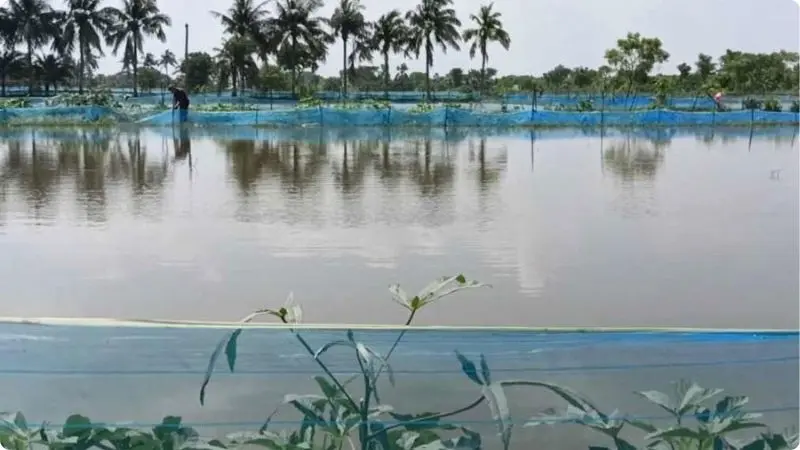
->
xmin=168 ymin=86 xmax=190 ymax=123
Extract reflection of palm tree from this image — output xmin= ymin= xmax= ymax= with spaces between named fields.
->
xmin=372 ymin=139 xmax=404 ymax=187
xmin=406 ymin=138 xmax=456 ymax=197
xmin=469 ymin=137 xmax=505 ymax=190
xmin=602 ymin=137 xmax=667 ymax=181
xmin=222 ymin=139 xmax=329 ymax=196
xmin=0 ymin=132 xmax=61 ymax=221
xmin=332 ymin=140 xmax=374 ymax=194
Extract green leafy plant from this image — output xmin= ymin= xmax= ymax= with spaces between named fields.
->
xmin=0 ymin=98 xmax=32 ymax=108
xmin=200 ymin=275 xmax=491 ymax=450
xmin=762 ymin=98 xmax=782 ymax=112
xmin=409 ymin=102 xmax=435 ymax=114
xmin=790 ymin=101 xmax=799 ymax=113
xmin=0 ymin=276 xmax=795 ymax=450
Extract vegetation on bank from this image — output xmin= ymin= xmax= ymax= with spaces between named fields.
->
xmin=0 ymin=0 xmax=796 ymax=105
xmin=1 ymin=275 xmax=798 ymax=450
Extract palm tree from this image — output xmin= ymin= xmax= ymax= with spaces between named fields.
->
xmin=214 ymin=36 xmax=257 ymax=96
xmin=462 ymin=3 xmax=509 ymax=96
xmin=36 ymin=53 xmax=73 ymax=95
xmin=405 ymin=0 xmax=461 ymax=101
xmin=0 ymin=50 xmax=22 ymax=96
xmin=0 ymin=8 xmax=22 ymax=96
xmin=372 ymin=10 xmax=408 ymax=99
xmin=7 ymin=0 xmax=62 ymax=95
xmin=62 ymin=0 xmax=117 ymax=94
xmin=106 ymin=0 xmax=171 ymax=97
xmin=330 ymin=0 xmax=367 ymax=98
xmin=142 ymin=52 xmax=158 ymax=69
xmin=266 ymin=0 xmax=331 ymax=96
xmin=211 ymin=0 xmax=270 ymax=61
xmin=158 ymin=49 xmax=176 ymax=78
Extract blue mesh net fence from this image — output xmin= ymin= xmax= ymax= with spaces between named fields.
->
xmin=134 ymin=106 xmax=799 ymax=127
xmin=0 ymin=323 xmax=796 ymax=449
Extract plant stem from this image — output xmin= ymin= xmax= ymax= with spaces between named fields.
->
xmin=365 ymin=395 xmax=487 ymax=440
xmin=279 ymin=317 xmax=360 ymax=414
xmin=374 ymin=309 xmax=416 ymax=380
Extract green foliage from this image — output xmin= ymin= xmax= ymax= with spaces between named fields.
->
xmin=790 ymin=101 xmax=800 ymax=113
xmin=0 ymin=98 xmax=31 ymax=108
xmin=194 ymin=103 xmax=260 ymax=112
xmin=409 ymin=102 xmax=435 ymax=113
xmin=762 ymin=98 xmax=782 ymax=112
xmin=0 ymin=274 xmax=797 ymax=449
xmin=47 ymin=91 xmax=120 ymax=108
xmin=742 ymin=98 xmax=763 ymax=111
xmin=182 ymin=52 xmax=216 ymax=92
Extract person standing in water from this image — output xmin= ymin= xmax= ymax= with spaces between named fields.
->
xmin=168 ymin=86 xmax=190 ymax=123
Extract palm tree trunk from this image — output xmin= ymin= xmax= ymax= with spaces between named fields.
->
xmin=383 ymin=52 xmax=389 ymax=100
xmin=132 ymin=46 xmax=139 ymax=97
xmin=290 ymin=36 xmax=297 ymax=97
xmin=425 ymin=37 xmax=432 ymax=102
xmin=480 ymin=54 xmax=486 ymax=97
xmin=79 ymin=43 xmax=85 ymax=94
xmin=27 ymin=39 xmax=33 ymax=96
xmin=341 ymin=36 xmax=347 ymax=100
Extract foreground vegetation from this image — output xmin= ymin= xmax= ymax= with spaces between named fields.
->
xmin=0 ymin=0 xmax=796 ymax=104
xmin=1 ymin=275 xmax=797 ymax=450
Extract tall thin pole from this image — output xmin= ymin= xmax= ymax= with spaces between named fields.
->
xmin=184 ymin=23 xmax=189 ymax=66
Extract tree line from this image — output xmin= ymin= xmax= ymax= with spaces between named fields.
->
xmin=0 ymin=0 xmax=797 ymax=101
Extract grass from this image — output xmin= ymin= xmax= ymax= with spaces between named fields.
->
xmin=0 ymin=274 xmax=797 ymax=450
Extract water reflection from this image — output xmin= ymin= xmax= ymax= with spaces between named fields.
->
xmin=0 ymin=127 xmax=796 ymax=328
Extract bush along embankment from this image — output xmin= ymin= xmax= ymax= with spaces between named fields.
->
xmin=1 ymin=275 xmax=797 ymax=450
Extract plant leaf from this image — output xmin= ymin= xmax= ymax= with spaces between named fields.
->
xmin=200 ymin=310 xmax=274 ymax=405
xmin=479 ymin=354 xmax=491 ymax=385
xmin=62 ymin=415 xmax=92 ymax=439
xmin=636 ymin=390 xmax=675 ymax=416
xmin=646 ymin=427 xmax=705 ymax=441
xmin=455 ymin=351 xmax=483 ymax=386
xmin=678 ymin=383 xmax=724 ymax=415
xmin=389 ymin=284 xmax=410 ymax=309
xmin=482 ymin=383 xmax=512 ymax=450
xmin=313 ymin=340 xmax=356 ymax=360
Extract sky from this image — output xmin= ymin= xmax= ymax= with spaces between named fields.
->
xmin=16 ymin=0 xmax=800 ymax=76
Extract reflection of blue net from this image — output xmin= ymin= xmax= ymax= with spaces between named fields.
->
xmin=2 ymin=322 xmax=796 ymax=448
xmin=137 ymin=107 xmax=800 ymax=127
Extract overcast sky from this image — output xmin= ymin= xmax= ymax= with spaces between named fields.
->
xmin=39 ymin=0 xmax=800 ymax=76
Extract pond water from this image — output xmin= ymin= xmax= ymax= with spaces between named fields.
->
xmin=0 ymin=126 xmax=797 ymax=329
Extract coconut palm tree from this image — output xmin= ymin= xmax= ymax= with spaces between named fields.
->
xmin=214 ymin=36 xmax=257 ymax=96
xmin=7 ymin=0 xmax=62 ymax=95
xmin=159 ymin=49 xmax=176 ymax=77
xmin=462 ymin=3 xmax=509 ymax=96
xmin=405 ymin=0 xmax=461 ymax=101
xmin=329 ymin=0 xmax=367 ymax=98
xmin=266 ymin=0 xmax=331 ymax=96
xmin=36 ymin=53 xmax=73 ymax=95
xmin=0 ymin=8 xmax=22 ymax=96
xmin=211 ymin=0 xmax=270 ymax=61
xmin=61 ymin=0 xmax=117 ymax=94
xmin=372 ymin=10 xmax=408 ymax=99
xmin=142 ymin=52 xmax=158 ymax=69
xmin=106 ymin=0 xmax=171 ymax=97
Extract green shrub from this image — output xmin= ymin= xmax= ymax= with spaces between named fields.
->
xmin=409 ymin=102 xmax=435 ymax=113
xmin=790 ymin=101 xmax=799 ymax=113
xmin=763 ymin=98 xmax=782 ymax=112
xmin=0 ymin=98 xmax=31 ymax=108
xmin=742 ymin=98 xmax=762 ymax=110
